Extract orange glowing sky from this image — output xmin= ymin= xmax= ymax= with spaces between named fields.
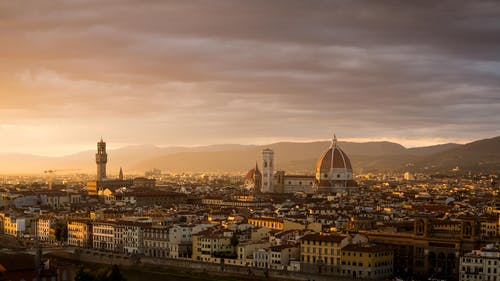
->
xmin=0 ymin=1 xmax=499 ymax=156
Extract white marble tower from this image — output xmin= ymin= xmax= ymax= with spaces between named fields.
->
xmin=262 ymin=148 xmax=274 ymax=193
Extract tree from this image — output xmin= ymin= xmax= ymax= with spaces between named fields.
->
xmin=74 ymin=266 xmax=96 ymax=281
xmin=230 ymin=232 xmax=239 ymax=251
xmin=106 ymin=265 xmax=125 ymax=281
xmin=54 ymin=221 xmax=68 ymax=242
xmin=75 ymin=265 xmax=126 ymax=281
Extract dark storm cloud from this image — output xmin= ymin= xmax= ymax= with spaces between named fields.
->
xmin=0 ymin=0 xmax=499 ymax=154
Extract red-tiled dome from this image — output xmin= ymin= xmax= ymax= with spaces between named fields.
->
xmin=245 ymin=168 xmax=261 ymax=181
xmin=246 ymin=162 xmax=262 ymax=181
xmin=316 ymin=145 xmax=352 ymax=174
xmin=315 ymin=135 xmax=357 ymax=190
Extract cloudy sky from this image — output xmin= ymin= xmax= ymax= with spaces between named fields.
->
xmin=1 ymin=0 xmax=499 ymax=156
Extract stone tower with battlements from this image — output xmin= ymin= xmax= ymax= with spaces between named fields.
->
xmin=96 ymin=138 xmax=107 ymax=181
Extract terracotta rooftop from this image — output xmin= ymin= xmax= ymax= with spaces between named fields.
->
xmin=301 ymin=233 xmax=346 ymax=243
xmin=316 ymin=145 xmax=352 ymax=172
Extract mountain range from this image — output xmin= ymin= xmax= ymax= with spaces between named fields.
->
xmin=0 ymin=136 xmax=499 ymax=175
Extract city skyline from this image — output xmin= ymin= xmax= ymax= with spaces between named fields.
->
xmin=0 ymin=2 xmax=498 ymax=280
xmin=1 ymin=1 xmax=499 ymax=156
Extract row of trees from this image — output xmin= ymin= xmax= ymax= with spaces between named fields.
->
xmin=75 ymin=264 xmax=126 ymax=281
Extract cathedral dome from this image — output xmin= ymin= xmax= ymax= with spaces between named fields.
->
xmin=315 ymin=135 xmax=357 ymax=190
xmin=315 ymin=145 xmax=352 ymax=172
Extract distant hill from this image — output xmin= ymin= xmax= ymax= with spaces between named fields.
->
xmin=407 ymin=143 xmax=461 ymax=156
xmin=0 ymin=136 xmax=498 ymax=175
xmin=413 ymin=136 xmax=500 ymax=173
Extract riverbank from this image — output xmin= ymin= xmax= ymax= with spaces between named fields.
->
xmin=46 ymin=250 xmax=352 ymax=281
xmin=48 ymin=251 xmax=290 ymax=281
xmin=70 ymin=259 xmax=265 ymax=281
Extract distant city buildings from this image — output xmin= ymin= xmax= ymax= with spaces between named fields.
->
xmin=404 ymin=171 xmax=416 ymax=181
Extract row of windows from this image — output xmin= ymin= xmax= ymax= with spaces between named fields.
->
xmin=301 ymin=255 xmax=336 ymax=265
xmin=93 ymin=236 xmax=113 ymax=242
xmin=341 ymin=260 xmax=392 ymax=267
xmin=200 ymin=244 xmax=232 ymax=250
xmin=145 ymin=248 xmax=168 ymax=258
xmin=302 ymin=240 xmax=338 ymax=247
xmin=68 ymin=227 xmax=87 ymax=232
xmin=286 ymin=181 xmax=313 ymax=185
xmin=250 ymin=221 xmax=283 ymax=229
xmin=93 ymin=241 xmax=113 ymax=249
xmin=343 ymin=251 xmax=391 ymax=258
xmin=462 ymin=258 xmax=499 ymax=266
xmin=302 ymin=246 xmax=339 ymax=255
xmin=145 ymin=241 xmax=167 ymax=248
xmin=93 ymin=228 xmax=113 ymax=235
xmin=462 ymin=274 xmax=498 ymax=281
xmin=144 ymin=232 xmax=168 ymax=239
xmin=342 ymin=268 xmax=391 ymax=277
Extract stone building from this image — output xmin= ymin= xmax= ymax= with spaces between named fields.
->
xmin=364 ymin=216 xmax=482 ymax=279
xmin=460 ymin=244 xmax=500 ymax=281
xmin=341 ymin=243 xmax=393 ymax=279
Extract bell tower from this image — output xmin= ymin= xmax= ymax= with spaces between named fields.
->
xmin=96 ymin=138 xmax=107 ymax=181
xmin=262 ymin=148 xmax=274 ymax=193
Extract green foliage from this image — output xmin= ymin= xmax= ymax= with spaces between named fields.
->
xmin=54 ymin=221 xmax=68 ymax=242
xmin=230 ymin=233 xmax=239 ymax=248
xmin=74 ymin=266 xmax=96 ymax=281
xmin=74 ymin=265 xmax=126 ymax=281
xmin=107 ymin=265 xmax=125 ymax=281
xmin=213 ymin=251 xmax=237 ymax=259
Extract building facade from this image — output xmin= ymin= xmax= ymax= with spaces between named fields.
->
xmin=364 ymin=216 xmax=482 ymax=280
xmin=168 ymin=224 xmax=194 ymax=259
xmin=341 ymin=243 xmax=394 ymax=279
xmin=144 ymin=225 xmax=170 ymax=258
xmin=67 ymin=219 xmax=92 ymax=248
xmin=4 ymin=216 xmax=26 ymax=237
xmin=92 ymin=221 xmax=115 ymax=251
xmin=192 ymin=227 xmax=234 ymax=262
xmin=36 ymin=218 xmax=55 ymax=242
xmin=460 ymin=244 xmax=500 ymax=281
xmin=300 ymin=233 xmax=346 ymax=274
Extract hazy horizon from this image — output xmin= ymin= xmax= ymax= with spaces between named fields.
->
xmin=0 ymin=136 xmax=482 ymax=158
